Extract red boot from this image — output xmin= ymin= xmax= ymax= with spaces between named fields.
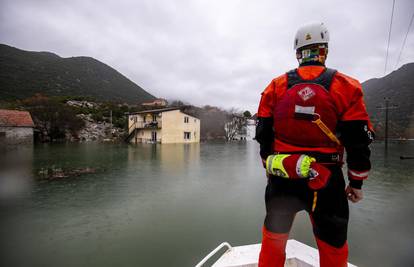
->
xmin=258 ymin=227 xmax=289 ymax=267
xmin=316 ymin=238 xmax=348 ymax=267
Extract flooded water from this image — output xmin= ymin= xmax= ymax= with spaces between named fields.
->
xmin=1 ymin=141 xmax=413 ymax=267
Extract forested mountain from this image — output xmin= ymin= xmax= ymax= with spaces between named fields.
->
xmin=0 ymin=44 xmax=155 ymax=104
xmin=362 ymin=63 xmax=414 ymax=138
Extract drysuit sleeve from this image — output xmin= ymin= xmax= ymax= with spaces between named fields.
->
xmin=338 ymin=84 xmax=374 ymax=189
xmin=255 ymin=81 xmax=276 ymax=163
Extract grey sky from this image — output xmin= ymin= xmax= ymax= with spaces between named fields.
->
xmin=1 ymin=0 xmax=413 ymax=112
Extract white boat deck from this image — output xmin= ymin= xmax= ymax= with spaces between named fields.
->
xmin=197 ymin=239 xmax=357 ymax=267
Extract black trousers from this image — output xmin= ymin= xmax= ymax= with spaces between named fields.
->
xmin=264 ymin=166 xmax=349 ymax=248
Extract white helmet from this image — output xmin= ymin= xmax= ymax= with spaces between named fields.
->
xmin=294 ymin=22 xmax=330 ymax=50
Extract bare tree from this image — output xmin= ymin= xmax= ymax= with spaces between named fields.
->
xmin=224 ymin=109 xmax=247 ymax=141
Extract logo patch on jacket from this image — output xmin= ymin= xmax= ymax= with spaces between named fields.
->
xmin=298 ymin=86 xmax=316 ymax=101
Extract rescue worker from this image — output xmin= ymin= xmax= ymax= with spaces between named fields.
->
xmin=255 ymin=22 xmax=374 ymax=267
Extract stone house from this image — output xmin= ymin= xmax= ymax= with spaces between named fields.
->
xmin=0 ymin=109 xmax=35 ymax=145
xmin=127 ymin=107 xmax=200 ymax=144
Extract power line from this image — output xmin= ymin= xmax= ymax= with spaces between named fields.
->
xmin=384 ymin=0 xmax=396 ymax=75
xmin=394 ymin=12 xmax=414 ymax=70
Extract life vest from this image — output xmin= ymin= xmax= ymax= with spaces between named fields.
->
xmin=273 ymin=68 xmax=339 ymax=150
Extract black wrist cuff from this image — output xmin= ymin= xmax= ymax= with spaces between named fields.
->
xmin=349 ymin=179 xmax=363 ymax=189
xmin=259 ymin=147 xmax=273 ymax=160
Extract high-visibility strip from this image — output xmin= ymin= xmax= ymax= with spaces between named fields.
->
xmin=348 ymin=169 xmax=369 ymax=180
xmin=266 ymin=155 xmax=276 ymax=174
xmin=312 ymin=116 xmax=341 ymax=146
xmin=295 ymin=155 xmax=316 ymax=178
xmin=273 ymin=154 xmax=289 ymax=178
xmin=296 ymin=155 xmax=307 ymax=178
xmin=266 ymin=154 xmax=290 ymax=178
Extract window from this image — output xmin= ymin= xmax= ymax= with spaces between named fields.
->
xmin=184 ymin=116 xmax=189 ymax=123
xmin=184 ymin=132 xmax=191 ymax=140
xmin=152 ymin=114 xmax=157 ymax=122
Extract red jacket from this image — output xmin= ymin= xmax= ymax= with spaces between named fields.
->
xmin=256 ymin=65 xmax=374 ymax=188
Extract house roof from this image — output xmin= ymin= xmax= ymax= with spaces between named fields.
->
xmin=0 ymin=109 xmax=35 ymax=127
xmin=129 ymin=107 xmax=199 ymax=119
xmin=129 ymin=107 xmax=181 ymax=114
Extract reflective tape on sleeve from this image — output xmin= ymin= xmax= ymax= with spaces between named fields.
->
xmin=348 ymin=169 xmax=369 ymax=180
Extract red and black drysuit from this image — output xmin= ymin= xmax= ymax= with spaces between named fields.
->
xmin=255 ymin=63 xmax=374 ymax=267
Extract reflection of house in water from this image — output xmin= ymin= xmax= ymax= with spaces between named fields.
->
xmin=159 ymin=143 xmax=200 ymax=174
xmin=0 ymin=109 xmax=35 ymax=145
xmin=127 ymin=143 xmax=200 ymax=171
xmin=127 ymin=107 xmax=200 ymax=144
xmin=0 ymin=110 xmax=35 ymax=199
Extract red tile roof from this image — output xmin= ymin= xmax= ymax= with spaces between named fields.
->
xmin=0 ymin=109 xmax=35 ymax=127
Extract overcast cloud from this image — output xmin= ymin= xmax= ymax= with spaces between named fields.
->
xmin=1 ymin=0 xmax=413 ymax=112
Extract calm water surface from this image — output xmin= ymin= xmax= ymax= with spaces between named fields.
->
xmin=1 ymin=142 xmax=413 ymax=267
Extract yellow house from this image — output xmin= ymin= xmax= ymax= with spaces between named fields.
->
xmin=127 ymin=107 xmax=200 ymax=144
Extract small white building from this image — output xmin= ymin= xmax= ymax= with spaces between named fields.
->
xmin=245 ymin=119 xmax=256 ymax=141
xmin=0 ymin=109 xmax=35 ymax=145
xmin=127 ymin=107 xmax=200 ymax=144
xmin=224 ymin=117 xmax=256 ymax=141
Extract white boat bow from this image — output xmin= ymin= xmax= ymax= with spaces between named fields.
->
xmin=196 ymin=239 xmax=357 ymax=267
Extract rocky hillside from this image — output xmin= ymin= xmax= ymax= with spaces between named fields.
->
xmin=0 ymin=44 xmax=156 ymax=104
xmin=362 ymin=63 xmax=414 ymax=138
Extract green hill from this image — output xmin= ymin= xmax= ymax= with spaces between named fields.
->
xmin=362 ymin=63 xmax=414 ymax=138
xmin=0 ymin=44 xmax=156 ymax=104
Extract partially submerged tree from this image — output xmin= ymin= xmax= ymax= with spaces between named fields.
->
xmin=243 ymin=110 xmax=252 ymax=118
xmin=224 ymin=109 xmax=247 ymax=141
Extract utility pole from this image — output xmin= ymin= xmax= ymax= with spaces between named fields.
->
xmin=384 ymin=98 xmax=389 ymax=150
xmin=376 ymin=97 xmax=398 ymax=154
xmin=110 ymin=110 xmax=113 ymax=137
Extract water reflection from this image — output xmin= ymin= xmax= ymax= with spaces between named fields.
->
xmin=0 ymin=145 xmax=33 ymax=202
xmin=127 ymin=143 xmax=200 ymax=169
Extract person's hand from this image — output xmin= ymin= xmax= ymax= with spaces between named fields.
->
xmin=345 ymin=185 xmax=363 ymax=203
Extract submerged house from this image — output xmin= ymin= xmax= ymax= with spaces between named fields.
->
xmin=0 ymin=109 xmax=35 ymax=145
xmin=127 ymin=107 xmax=200 ymax=144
